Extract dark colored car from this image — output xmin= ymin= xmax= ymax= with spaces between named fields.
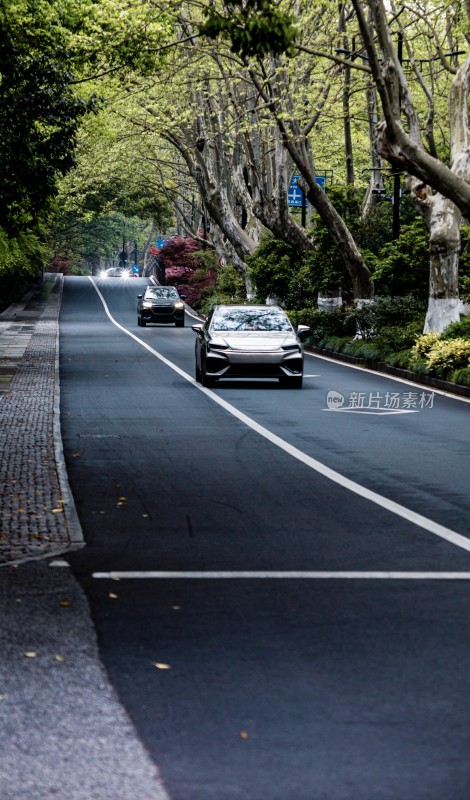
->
xmin=137 ymin=285 xmax=186 ymax=327
xmin=192 ymin=304 xmax=310 ymax=388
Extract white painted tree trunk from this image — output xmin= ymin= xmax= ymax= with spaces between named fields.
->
xmin=424 ymin=193 xmax=462 ymax=332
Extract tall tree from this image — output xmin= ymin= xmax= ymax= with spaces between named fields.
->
xmin=351 ymin=0 xmax=470 ymax=330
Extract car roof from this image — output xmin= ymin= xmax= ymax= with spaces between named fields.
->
xmin=214 ymin=304 xmax=284 ymax=311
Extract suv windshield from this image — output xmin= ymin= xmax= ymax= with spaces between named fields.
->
xmin=211 ymin=308 xmax=292 ymax=332
xmin=145 ymin=287 xmax=179 ymax=299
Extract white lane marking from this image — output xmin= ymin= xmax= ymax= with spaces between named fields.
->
xmin=93 ymin=571 xmax=470 ymax=580
xmin=306 ymin=350 xmax=470 ymax=404
xmin=88 ymin=277 xmax=470 ymax=554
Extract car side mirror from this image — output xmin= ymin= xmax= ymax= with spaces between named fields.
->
xmin=137 ymin=294 xmax=143 ymax=299
xmin=297 ymin=325 xmax=310 ymax=341
xmin=192 ymin=324 xmax=204 ymax=333
xmin=180 ymin=294 xmax=187 ymax=300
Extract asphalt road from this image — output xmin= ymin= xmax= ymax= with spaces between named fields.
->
xmin=60 ymin=276 xmax=470 ymax=800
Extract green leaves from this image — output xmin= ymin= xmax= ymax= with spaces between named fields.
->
xmin=199 ymin=0 xmax=298 ymax=58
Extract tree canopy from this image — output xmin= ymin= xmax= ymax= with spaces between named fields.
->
xmin=2 ymin=0 xmax=470 ymax=332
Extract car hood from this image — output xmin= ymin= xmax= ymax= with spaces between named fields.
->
xmin=210 ymin=331 xmax=298 ymax=349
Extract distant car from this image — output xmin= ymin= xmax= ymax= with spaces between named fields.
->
xmin=137 ymin=285 xmax=186 ymax=327
xmin=99 ymin=267 xmax=130 ymax=278
xmin=192 ymin=304 xmax=310 ymax=388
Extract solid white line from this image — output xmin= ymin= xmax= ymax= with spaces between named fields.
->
xmin=306 ymin=350 xmax=470 ymax=404
xmin=92 ymin=571 xmax=470 ymax=580
xmin=89 ymin=277 xmax=470 ymax=554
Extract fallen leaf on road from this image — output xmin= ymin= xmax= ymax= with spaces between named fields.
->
xmin=54 ymin=655 xmax=65 ymax=662
xmin=108 ymin=592 xmax=118 ymax=599
xmin=153 ymin=662 xmax=171 ymax=670
xmin=51 ymin=508 xmax=63 ymax=514
xmin=24 ymin=652 xmax=38 ymax=658
xmin=59 ymin=600 xmax=71 ymax=607
xmin=240 ymin=731 xmax=249 ymax=740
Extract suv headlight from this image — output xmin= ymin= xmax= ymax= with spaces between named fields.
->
xmin=174 ymin=301 xmax=185 ymax=309
xmin=142 ymin=300 xmax=153 ymax=308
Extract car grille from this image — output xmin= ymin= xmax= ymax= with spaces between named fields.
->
xmin=151 ymin=305 xmax=174 ymax=314
xmin=225 ymin=364 xmax=285 ymax=377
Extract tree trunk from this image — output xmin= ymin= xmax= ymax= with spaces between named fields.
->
xmin=425 ymin=195 xmax=462 ymax=332
xmin=339 ymin=5 xmax=354 ymax=185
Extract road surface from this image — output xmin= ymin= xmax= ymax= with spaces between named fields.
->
xmin=60 ymin=276 xmax=470 ymax=800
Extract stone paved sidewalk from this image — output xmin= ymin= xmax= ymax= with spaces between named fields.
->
xmin=0 ymin=274 xmax=83 ymax=565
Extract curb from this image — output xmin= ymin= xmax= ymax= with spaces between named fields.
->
xmin=307 ymin=345 xmax=470 ymax=400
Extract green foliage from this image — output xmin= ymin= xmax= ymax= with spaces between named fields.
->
xmin=200 ymin=265 xmax=246 ymax=314
xmin=306 ymin=186 xmax=363 ymax=296
xmin=451 ymin=368 xmax=470 ymax=387
xmin=440 ymin=316 xmax=470 ymax=340
xmin=412 ymin=332 xmax=441 ymax=359
xmin=199 ymin=0 xmax=298 ymax=58
xmin=373 ymin=321 xmax=425 ymax=353
xmin=0 ymin=226 xmax=48 ymax=309
xmin=247 ymin=234 xmax=302 ymax=302
xmin=344 ymin=295 xmax=426 ymax=340
xmin=365 ymin=218 xmax=430 ymax=299
xmin=411 ymin=331 xmax=470 ymax=378
xmin=47 ymin=209 xmax=154 ymax=273
xmin=424 ymin=338 xmax=470 ymax=372
xmin=0 ymin=40 xmax=93 ymax=232
xmin=286 ymin=307 xmax=353 ymax=338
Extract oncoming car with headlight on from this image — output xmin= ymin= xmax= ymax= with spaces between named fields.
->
xmin=137 ymin=285 xmax=186 ymax=327
xmin=192 ymin=305 xmax=310 ymax=388
xmin=99 ymin=266 xmax=131 ymax=279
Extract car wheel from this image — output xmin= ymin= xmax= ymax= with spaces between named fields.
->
xmin=140 ymin=318 xmax=146 ymax=327
xmin=195 ymin=362 xmax=202 ymax=383
xmin=202 ymin=373 xmax=216 ymax=387
xmin=175 ymin=319 xmax=185 ymax=327
xmin=280 ymin=375 xmax=303 ymax=389
xmin=202 ymin=359 xmax=216 ymax=387
xmin=137 ymin=316 xmax=142 ymax=327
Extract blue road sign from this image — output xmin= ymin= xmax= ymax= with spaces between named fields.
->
xmin=288 ymin=175 xmax=326 ymax=206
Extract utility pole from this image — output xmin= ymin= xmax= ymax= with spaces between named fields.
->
xmin=392 ymin=31 xmax=403 ymax=240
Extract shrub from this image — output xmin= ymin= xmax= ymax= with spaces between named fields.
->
xmin=374 ymin=321 xmax=424 ymax=352
xmin=425 ymin=338 xmax=470 ymax=372
xmin=342 ymin=340 xmax=383 ymax=362
xmin=287 ymin=307 xmax=354 ymax=338
xmin=440 ymin=316 xmax=470 ymax=340
xmin=412 ymin=332 xmax=441 ymax=359
xmin=385 ymin=349 xmax=415 ymax=369
xmin=345 ymin=295 xmax=426 ymax=339
xmin=315 ymin=335 xmax=351 ymax=353
xmin=451 ymin=367 xmax=470 ymax=386
xmin=0 ymin=227 xmax=47 ymax=309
